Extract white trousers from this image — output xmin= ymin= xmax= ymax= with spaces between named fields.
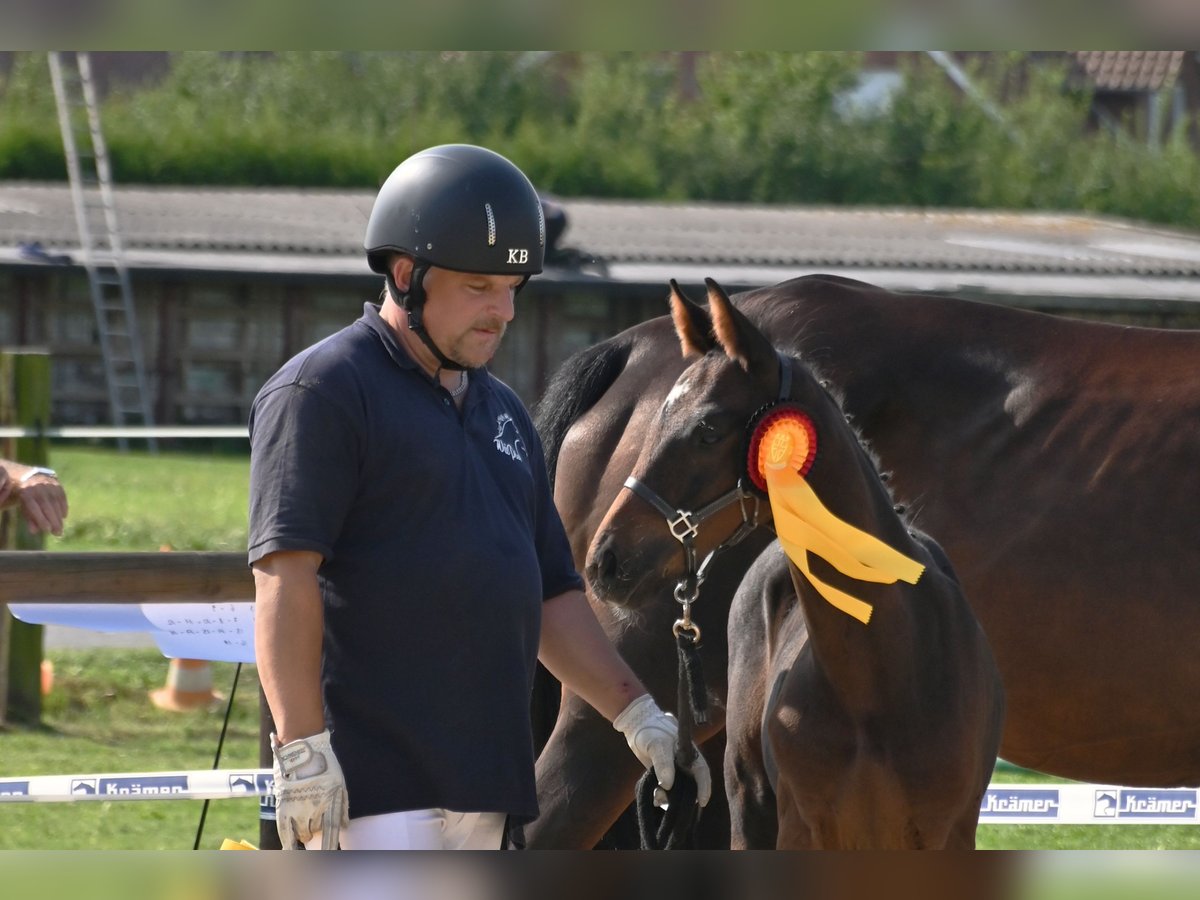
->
xmin=304 ymin=809 xmax=508 ymax=850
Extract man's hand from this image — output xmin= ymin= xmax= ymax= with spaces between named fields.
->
xmin=0 ymin=467 xmax=68 ymax=536
xmin=613 ymin=693 xmax=712 ymax=807
xmin=271 ymin=729 xmax=349 ymax=850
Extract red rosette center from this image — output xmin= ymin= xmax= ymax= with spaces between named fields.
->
xmin=746 ymin=406 xmax=817 ymax=493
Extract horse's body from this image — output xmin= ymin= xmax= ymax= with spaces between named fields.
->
xmin=599 ymin=280 xmax=1004 ymax=849
xmin=528 ymin=274 xmax=1200 ymax=849
xmin=728 ymin=537 xmax=1003 ymax=848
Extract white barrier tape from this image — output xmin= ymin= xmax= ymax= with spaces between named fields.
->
xmin=0 ymin=426 xmax=248 ymax=439
xmin=981 ymin=784 xmax=1200 ymax=825
xmin=2 ymin=773 xmax=1197 ymax=826
xmin=0 ymin=769 xmax=272 ymax=803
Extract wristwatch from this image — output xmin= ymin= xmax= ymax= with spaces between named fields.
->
xmin=19 ymin=467 xmax=57 ymax=483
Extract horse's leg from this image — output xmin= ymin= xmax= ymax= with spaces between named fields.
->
xmin=939 ymin=786 xmax=988 ymax=849
xmin=943 ymin=811 xmax=980 ymax=850
xmin=693 ymin=730 xmax=731 ymax=848
xmin=526 ymin=687 xmax=647 ymax=849
xmin=725 ymin=704 xmax=777 ymax=849
xmin=725 ymin=582 xmax=778 ymax=848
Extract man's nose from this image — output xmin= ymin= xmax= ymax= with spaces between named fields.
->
xmin=493 ymin=287 xmax=516 ymax=322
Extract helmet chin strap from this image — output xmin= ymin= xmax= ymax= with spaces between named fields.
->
xmin=386 ymin=263 xmax=468 ymax=372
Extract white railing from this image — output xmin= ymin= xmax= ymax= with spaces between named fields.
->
xmin=0 ymin=426 xmax=248 ymax=439
xmin=3 ymin=770 xmax=1200 ymax=828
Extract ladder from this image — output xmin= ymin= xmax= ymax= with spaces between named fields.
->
xmin=47 ymin=51 xmax=155 ymax=452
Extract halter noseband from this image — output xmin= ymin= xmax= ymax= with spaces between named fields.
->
xmin=621 ymin=352 xmax=794 ymax=639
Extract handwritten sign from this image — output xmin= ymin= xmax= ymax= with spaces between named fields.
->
xmin=141 ymin=603 xmax=255 ymax=663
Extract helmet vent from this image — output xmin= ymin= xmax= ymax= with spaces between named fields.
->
xmin=485 ymin=203 xmax=497 ymax=246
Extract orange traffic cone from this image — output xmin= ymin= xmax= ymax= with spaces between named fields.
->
xmin=149 ymin=658 xmax=223 ymax=711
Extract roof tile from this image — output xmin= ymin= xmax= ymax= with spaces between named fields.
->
xmin=1072 ymin=51 xmax=1184 ymax=92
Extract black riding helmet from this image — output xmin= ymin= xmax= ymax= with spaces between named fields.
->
xmin=364 ymin=144 xmax=545 ymax=371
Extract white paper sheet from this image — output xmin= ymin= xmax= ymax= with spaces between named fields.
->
xmin=8 ymin=603 xmax=155 ymax=632
xmin=8 ymin=601 xmax=256 ymax=663
xmin=141 ymin=602 xmax=255 ymax=663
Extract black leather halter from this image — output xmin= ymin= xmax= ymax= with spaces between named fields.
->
xmin=621 ymin=352 xmax=794 ymax=639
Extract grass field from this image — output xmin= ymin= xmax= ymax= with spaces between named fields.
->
xmin=2 ymin=443 xmax=258 ymax=850
xmin=1 ymin=648 xmax=261 ymax=850
xmin=2 ymin=445 xmax=1200 ymax=851
xmin=50 ymin=443 xmax=250 ymax=552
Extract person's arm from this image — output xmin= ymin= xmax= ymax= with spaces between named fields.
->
xmin=252 ymin=549 xmax=326 ymax=743
xmin=0 ymin=459 xmax=68 ymax=536
xmin=538 ymin=588 xmax=645 ymax=720
xmin=253 ymin=548 xmax=348 ymax=849
xmin=539 ymin=588 xmax=711 ymax=806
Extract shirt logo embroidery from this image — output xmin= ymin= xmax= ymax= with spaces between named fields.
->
xmin=493 ymin=413 xmax=526 ymax=463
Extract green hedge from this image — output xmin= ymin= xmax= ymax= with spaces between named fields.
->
xmin=4 ymin=51 xmax=1200 ymax=230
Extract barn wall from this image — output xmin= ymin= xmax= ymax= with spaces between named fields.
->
xmin=0 ymin=267 xmax=669 ymax=425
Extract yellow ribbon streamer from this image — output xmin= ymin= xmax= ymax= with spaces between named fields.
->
xmin=760 ymin=419 xmax=924 ymax=624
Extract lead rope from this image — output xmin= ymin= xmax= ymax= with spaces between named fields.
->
xmin=636 ymin=622 xmax=708 ymax=850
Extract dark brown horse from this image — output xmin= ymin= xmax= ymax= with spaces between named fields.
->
xmin=597 ymin=280 xmax=1004 ymax=848
xmin=528 ymin=273 xmax=1200 ymax=849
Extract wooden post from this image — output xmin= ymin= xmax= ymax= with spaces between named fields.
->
xmin=0 ymin=348 xmax=50 ymax=725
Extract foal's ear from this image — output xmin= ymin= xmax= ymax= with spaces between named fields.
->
xmin=708 ymin=278 xmax=773 ymax=375
xmin=669 ymin=279 xmax=715 ymax=358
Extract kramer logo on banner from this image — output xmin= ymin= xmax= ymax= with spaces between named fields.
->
xmin=98 ymin=776 xmax=188 ymax=796
xmin=980 ymin=788 xmax=1060 ymax=818
xmin=1095 ymin=789 xmax=1197 ymax=819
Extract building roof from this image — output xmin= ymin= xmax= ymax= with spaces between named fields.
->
xmin=1071 ymin=51 xmax=1185 ymax=93
xmin=4 ymin=181 xmax=1200 ymax=305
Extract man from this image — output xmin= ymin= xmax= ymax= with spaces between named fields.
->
xmin=249 ymin=144 xmax=709 ymax=850
xmin=0 ymin=459 xmax=67 ymax=536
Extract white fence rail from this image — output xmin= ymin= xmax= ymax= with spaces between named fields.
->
xmin=0 ymin=426 xmax=248 ymax=439
xmin=3 ymin=770 xmax=1200 ymax=827
xmin=0 ymin=768 xmax=270 ymax=803
xmin=980 ymin=783 xmax=1200 ymax=825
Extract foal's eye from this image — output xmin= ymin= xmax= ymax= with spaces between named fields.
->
xmin=695 ymin=420 xmax=722 ymax=445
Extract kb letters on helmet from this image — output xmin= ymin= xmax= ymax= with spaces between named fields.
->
xmin=507 ymin=248 xmax=529 ymax=264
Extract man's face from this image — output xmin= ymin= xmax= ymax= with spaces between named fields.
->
xmin=420 ymin=265 xmax=523 ymax=369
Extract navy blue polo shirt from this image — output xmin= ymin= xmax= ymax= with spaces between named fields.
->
xmin=248 ymin=303 xmax=582 ymax=821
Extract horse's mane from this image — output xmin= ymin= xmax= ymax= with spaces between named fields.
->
xmin=533 ymin=336 xmax=632 ymax=489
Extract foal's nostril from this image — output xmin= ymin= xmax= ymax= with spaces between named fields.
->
xmin=585 ymin=532 xmax=621 ymax=589
xmin=595 ymin=547 xmax=618 ymax=581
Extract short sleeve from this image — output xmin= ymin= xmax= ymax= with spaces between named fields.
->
xmin=248 ymin=382 xmax=361 ymax=566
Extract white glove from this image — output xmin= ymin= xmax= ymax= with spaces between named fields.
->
xmin=612 ymin=694 xmax=712 ymax=807
xmin=271 ymin=729 xmax=349 ymax=850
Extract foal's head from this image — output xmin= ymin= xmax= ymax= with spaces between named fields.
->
xmin=585 ymin=278 xmax=868 ymax=609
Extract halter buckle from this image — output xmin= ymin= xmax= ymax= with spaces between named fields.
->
xmin=667 ymin=510 xmax=700 ymax=543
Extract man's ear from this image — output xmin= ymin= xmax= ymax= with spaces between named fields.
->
xmin=389 ymin=255 xmax=415 ymax=293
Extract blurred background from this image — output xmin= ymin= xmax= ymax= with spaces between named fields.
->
xmin=5 ymin=50 xmax=1200 ymax=427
